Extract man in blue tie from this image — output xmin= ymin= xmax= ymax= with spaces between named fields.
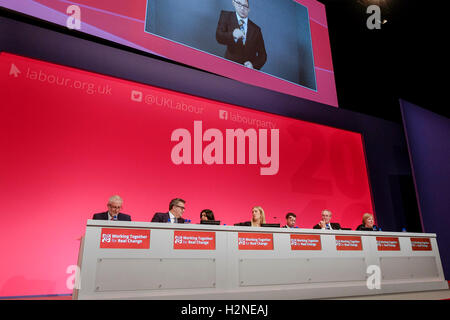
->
xmin=313 ymin=209 xmax=341 ymax=230
xmin=216 ymin=0 xmax=267 ymax=70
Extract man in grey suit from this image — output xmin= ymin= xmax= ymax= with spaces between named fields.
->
xmin=92 ymin=195 xmax=132 ymax=221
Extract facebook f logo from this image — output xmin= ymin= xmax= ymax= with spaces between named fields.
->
xmin=219 ymin=110 xmax=228 ymax=120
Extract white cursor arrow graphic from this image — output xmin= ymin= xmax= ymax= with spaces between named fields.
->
xmin=9 ymin=63 xmax=21 ymax=77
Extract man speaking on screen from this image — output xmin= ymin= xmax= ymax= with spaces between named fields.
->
xmin=216 ymin=0 xmax=267 ymax=70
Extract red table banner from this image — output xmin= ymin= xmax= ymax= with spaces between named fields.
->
xmin=335 ymin=235 xmax=363 ymax=251
xmin=173 ymin=230 xmax=216 ymax=250
xmin=410 ymin=237 xmax=432 ymax=251
xmin=100 ymin=228 xmax=150 ymax=249
xmin=376 ymin=237 xmax=400 ymax=251
xmin=238 ymin=233 xmax=274 ymax=250
xmin=290 ymin=234 xmax=322 ymax=250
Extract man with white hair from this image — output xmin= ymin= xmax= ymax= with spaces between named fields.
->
xmin=92 ymin=195 xmax=132 ymax=221
xmin=313 ymin=209 xmax=341 ymax=230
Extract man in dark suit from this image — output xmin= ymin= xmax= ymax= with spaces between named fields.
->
xmin=313 ymin=209 xmax=341 ymax=230
xmin=283 ymin=212 xmax=297 ymax=228
xmin=92 ymin=195 xmax=132 ymax=221
xmin=216 ymin=0 xmax=267 ymax=70
xmin=151 ymin=198 xmax=186 ymax=224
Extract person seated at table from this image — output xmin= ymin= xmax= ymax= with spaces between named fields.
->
xmin=313 ymin=209 xmax=341 ymax=230
xmin=355 ymin=213 xmax=380 ymax=231
xmin=92 ymin=195 xmax=132 ymax=221
xmin=283 ymin=212 xmax=297 ymax=228
xmin=250 ymin=206 xmax=266 ymax=227
xmin=200 ymin=209 xmax=215 ymax=221
xmin=151 ymin=198 xmax=186 ymax=223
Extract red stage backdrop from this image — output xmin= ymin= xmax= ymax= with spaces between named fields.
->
xmin=0 ymin=52 xmax=374 ymax=297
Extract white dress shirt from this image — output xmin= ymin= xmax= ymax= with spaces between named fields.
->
xmin=235 ymin=13 xmax=248 ymax=43
xmin=168 ymin=211 xmax=176 ymax=223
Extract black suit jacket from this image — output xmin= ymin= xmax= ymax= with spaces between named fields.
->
xmin=151 ymin=212 xmax=185 ymax=224
xmin=92 ymin=211 xmax=132 ymax=221
xmin=313 ymin=222 xmax=341 ymax=230
xmin=356 ymin=224 xmax=379 ymax=231
xmin=216 ymin=10 xmax=267 ymax=70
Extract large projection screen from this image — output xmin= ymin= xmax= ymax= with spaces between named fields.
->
xmin=0 ymin=0 xmax=337 ymax=107
xmin=0 ymin=52 xmax=371 ymax=297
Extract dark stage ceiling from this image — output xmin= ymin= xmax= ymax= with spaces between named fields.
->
xmin=318 ymin=0 xmax=447 ymax=122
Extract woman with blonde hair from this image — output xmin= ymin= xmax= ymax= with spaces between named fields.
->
xmin=251 ymin=206 xmax=266 ymax=227
xmin=356 ymin=213 xmax=379 ymax=231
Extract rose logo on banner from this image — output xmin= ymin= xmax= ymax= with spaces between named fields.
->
xmin=238 ymin=233 xmax=274 ymax=250
xmin=335 ymin=235 xmax=363 ymax=251
xmin=376 ymin=237 xmax=400 ymax=251
xmin=173 ymin=231 xmax=216 ymax=250
xmin=102 ymin=233 xmax=111 ymax=243
xmin=100 ymin=228 xmax=150 ymax=249
xmin=410 ymin=237 xmax=432 ymax=251
xmin=290 ymin=234 xmax=322 ymax=250
xmin=174 ymin=235 xmax=183 ymax=244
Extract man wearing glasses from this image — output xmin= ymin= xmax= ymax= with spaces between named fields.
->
xmin=216 ymin=0 xmax=267 ymax=70
xmin=92 ymin=195 xmax=132 ymax=221
xmin=151 ymin=198 xmax=186 ymax=223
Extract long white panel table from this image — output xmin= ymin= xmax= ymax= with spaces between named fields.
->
xmin=73 ymin=220 xmax=448 ymax=299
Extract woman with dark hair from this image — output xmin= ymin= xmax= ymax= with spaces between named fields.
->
xmin=200 ymin=209 xmax=215 ymax=221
